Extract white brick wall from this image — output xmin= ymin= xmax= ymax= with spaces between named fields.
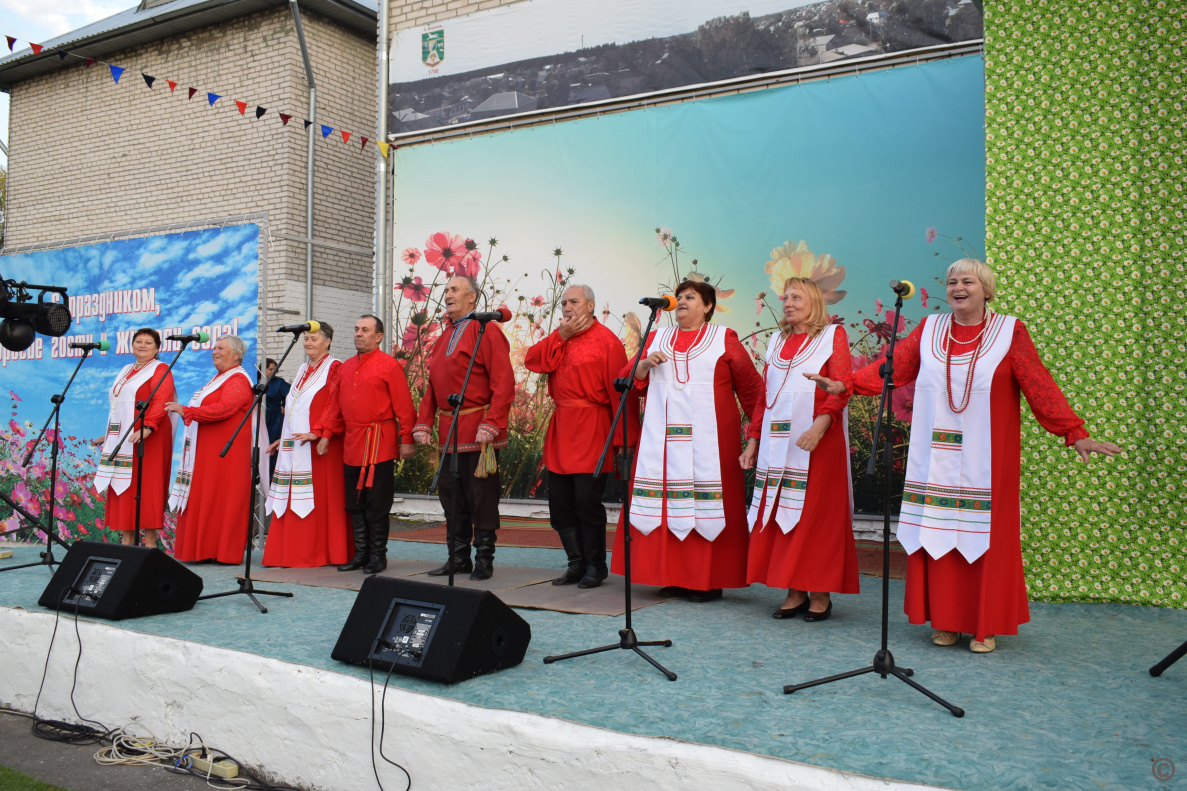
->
xmin=389 ymin=0 xmax=528 ymax=34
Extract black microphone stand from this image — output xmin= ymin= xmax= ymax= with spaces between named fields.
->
xmin=197 ymin=333 xmax=300 ymax=613
xmin=1149 ymin=640 xmax=1186 ymax=677
xmin=782 ymin=290 xmax=964 ymax=716
xmin=543 ymin=302 xmax=676 ymax=680
xmin=0 ymin=346 xmax=94 ymax=575
xmin=105 ymin=339 xmax=194 ymax=547
xmin=429 ymin=316 xmax=494 ymax=587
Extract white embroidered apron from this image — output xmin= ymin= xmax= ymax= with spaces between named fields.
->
xmin=266 ymin=355 xmax=336 ymax=517
xmin=95 ymin=360 xmax=173 ymax=495
xmin=899 ymin=312 xmax=1015 ymax=562
xmin=629 ymin=325 xmax=727 ymax=542
xmin=168 ymin=366 xmax=264 ymax=514
xmin=747 ymin=324 xmax=849 ymax=533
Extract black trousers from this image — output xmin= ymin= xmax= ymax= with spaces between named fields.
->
xmin=344 ymin=459 xmax=396 ymax=530
xmin=437 ymin=451 xmax=501 ymax=546
xmin=548 ymin=469 xmax=609 ymax=570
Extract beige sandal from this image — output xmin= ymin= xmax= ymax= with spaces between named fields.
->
xmin=931 ymin=630 xmax=959 ymax=646
xmin=970 ymin=636 xmax=996 ymax=653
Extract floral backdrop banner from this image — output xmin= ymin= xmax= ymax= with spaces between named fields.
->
xmin=390 ymin=54 xmax=986 ymax=514
xmin=0 ymin=224 xmax=261 ymax=552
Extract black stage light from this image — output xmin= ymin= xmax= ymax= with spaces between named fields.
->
xmin=0 ymin=279 xmax=72 ymax=352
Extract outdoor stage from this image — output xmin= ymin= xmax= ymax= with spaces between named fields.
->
xmin=1 ymin=539 xmax=1184 ymax=791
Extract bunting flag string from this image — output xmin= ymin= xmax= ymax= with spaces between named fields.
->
xmin=2 ymin=31 xmax=393 ymax=159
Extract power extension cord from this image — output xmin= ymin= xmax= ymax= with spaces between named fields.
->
xmin=184 ymin=752 xmax=239 ymax=778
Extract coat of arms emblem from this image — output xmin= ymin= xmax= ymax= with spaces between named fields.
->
xmin=422 ymin=30 xmax=444 ymax=67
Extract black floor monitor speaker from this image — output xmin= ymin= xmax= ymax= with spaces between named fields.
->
xmin=332 ymin=576 xmax=531 ymax=684
xmin=39 ymin=541 xmax=204 ymax=620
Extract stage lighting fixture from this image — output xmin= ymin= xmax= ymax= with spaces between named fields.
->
xmin=0 ymin=278 xmax=72 ymax=352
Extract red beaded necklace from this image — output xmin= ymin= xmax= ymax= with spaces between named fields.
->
xmin=763 ymin=331 xmax=809 ymax=410
xmin=112 ymin=360 xmax=151 ymax=398
xmin=672 ymin=324 xmax=709 ymax=387
xmin=945 ymin=314 xmax=988 ymax=413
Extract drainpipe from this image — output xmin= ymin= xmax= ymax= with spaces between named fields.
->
xmin=376 ymin=0 xmax=392 ymax=352
xmin=290 ymin=0 xmax=316 ymax=322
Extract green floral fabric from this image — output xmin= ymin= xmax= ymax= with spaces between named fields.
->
xmin=984 ymin=0 xmax=1184 ymax=606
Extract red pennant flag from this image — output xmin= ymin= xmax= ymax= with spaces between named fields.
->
xmin=5 ymin=36 xmax=15 ymax=51
xmin=188 ymin=87 xmax=197 ymax=99
xmin=30 ymin=43 xmax=43 ymax=54
xmin=235 ymin=100 xmax=247 ymax=115
xmin=341 ymin=130 xmax=351 ymax=144
xmin=360 ymin=136 xmax=369 ymax=150
xmin=84 ymin=57 xmax=95 ymax=67
xmin=279 ymin=113 xmax=292 ymax=125
xmin=167 ymin=80 xmax=178 ymax=92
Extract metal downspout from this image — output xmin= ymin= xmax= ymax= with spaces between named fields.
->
xmin=289 ymin=0 xmax=316 ymax=321
xmin=376 ymin=0 xmax=392 ymax=352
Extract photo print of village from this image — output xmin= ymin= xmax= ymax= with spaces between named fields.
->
xmin=390 ymin=0 xmax=983 ymax=132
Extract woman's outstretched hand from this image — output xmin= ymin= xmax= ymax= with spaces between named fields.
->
xmin=1072 ymin=438 xmax=1122 ymax=463
xmin=803 ymin=373 xmax=846 ymax=395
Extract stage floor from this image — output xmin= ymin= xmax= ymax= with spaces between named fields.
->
xmin=1 ymin=541 xmax=1184 ymax=790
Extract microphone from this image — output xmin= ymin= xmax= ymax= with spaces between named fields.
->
xmin=276 ymin=320 xmax=321 ymax=334
xmin=889 ymin=280 xmax=916 ymax=299
xmin=639 ymin=295 xmax=677 ymax=311
xmin=68 ymin=339 xmax=111 ymax=352
xmin=166 ymin=331 xmax=211 ymax=344
xmin=464 ymin=307 xmax=512 ymax=323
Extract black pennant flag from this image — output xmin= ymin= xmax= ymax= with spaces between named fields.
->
xmin=255 ymin=106 xmax=266 ymax=119
xmin=142 ymin=73 xmax=156 ymax=88
xmin=57 ymin=49 xmax=69 ymax=61
xmin=303 ymin=120 xmax=312 ymax=130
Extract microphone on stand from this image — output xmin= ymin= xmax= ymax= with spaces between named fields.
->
xmin=276 ymin=320 xmax=322 ymax=334
xmin=639 ymin=295 xmax=677 ymax=311
xmin=68 ymin=340 xmax=111 ymax=352
xmin=889 ymin=280 xmax=916 ymax=299
xmin=166 ymin=331 xmax=211 ymax=344
xmin=464 ymin=307 xmax=513 ymax=323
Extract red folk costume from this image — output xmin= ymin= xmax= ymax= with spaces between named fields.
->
xmin=611 ymin=326 xmax=763 ymax=590
xmin=96 ymin=362 xmax=177 ymax=532
xmin=169 ymin=368 xmax=258 ymax=563
xmin=523 ymin=319 xmax=633 ymax=473
xmin=263 ymin=357 xmax=353 ymax=567
xmin=746 ymin=326 xmax=859 ymax=594
xmin=413 ymin=317 xmax=516 ymax=452
xmin=846 ymin=314 xmax=1088 ymax=640
xmin=313 ymin=348 xmax=417 ymax=480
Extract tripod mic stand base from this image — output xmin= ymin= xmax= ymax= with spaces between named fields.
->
xmin=198 ymin=576 xmax=294 ymax=614
xmin=543 ymin=628 xmax=677 ymax=681
xmin=0 ymin=548 xmax=61 ymax=573
xmin=784 ymin=648 xmax=964 ymax=717
xmin=1149 ymin=638 xmax=1187 ymax=677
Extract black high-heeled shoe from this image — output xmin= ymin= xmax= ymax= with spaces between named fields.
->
xmin=772 ymin=598 xmax=811 ymax=619
xmin=803 ymin=599 xmax=833 ymax=622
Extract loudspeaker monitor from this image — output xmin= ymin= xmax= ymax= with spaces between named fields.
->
xmin=332 ymin=576 xmax=531 ymax=684
xmin=39 ymin=540 xmax=203 ymax=620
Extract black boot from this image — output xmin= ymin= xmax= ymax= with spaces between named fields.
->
xmin=338 ymin=513 xmax=369 ymax=571
xmin=363 ymin=517 xmax=388 ymax=574
xmin=427 ymin=541 xmax=472 ymax=576
xmin=578 ymin=564 xmax=608 ymax=589
xmin=551 ymin=528 xmax=584 ymax=585
xmin=577 ymin=519 xmax=608 ymax=589
xmin=470 ymin=529 xmax=496 ymax=581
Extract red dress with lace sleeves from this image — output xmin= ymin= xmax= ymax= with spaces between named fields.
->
xmin=103 ymin=367 xmax=176 ymax=533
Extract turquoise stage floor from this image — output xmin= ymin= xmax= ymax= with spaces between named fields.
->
xmin=2 ymin=542 xmax=1184 ymax=790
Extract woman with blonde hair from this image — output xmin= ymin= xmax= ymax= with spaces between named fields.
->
xmin=742 ymin=277 xmax=857 ymax=621
xmin=809 ymin=259 xmax=1120 ymax=651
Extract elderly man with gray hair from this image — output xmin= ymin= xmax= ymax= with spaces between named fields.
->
xmin=524 ymin=284 xmax=632 ymax=589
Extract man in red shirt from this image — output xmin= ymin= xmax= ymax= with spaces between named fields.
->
xmin=525 ymin=285 xmax=630 ymax=588
xmin=413 ymin=276 xmax=515 ymax=580
xmin=315 ymin=315 xmax=416 ymax=573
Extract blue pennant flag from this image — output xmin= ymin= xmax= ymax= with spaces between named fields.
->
xmin=109 ymin=65 xmax=124 ymax=83
xmin=321 ymin=125 xmax=333 ymax=139
xmin=207 ymin=92 xmax=220 ymax=106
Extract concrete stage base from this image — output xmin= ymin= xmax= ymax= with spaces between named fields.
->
xmin=0 ymin=606 xmax=934 ymax=791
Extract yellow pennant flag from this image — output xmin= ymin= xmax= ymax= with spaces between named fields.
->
xmin=377 ymin=141 xmax=390 ymax=158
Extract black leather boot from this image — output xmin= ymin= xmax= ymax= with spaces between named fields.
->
xmin=427 ymin=541 xmax=472 ymax=576
xmin=363 ymin=516 xmax=388 ymax=574
xmin=338 ymin=513 xmax=370 ymax=571
xmin=470 ymin=529 xmax=496 ymax=581
xmin=551 ymin=528 xmax=584 ymax=585
xmin=577 ymin=519 xmax=608 ymax=589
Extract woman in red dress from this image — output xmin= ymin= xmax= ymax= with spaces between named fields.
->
xmin=95 ymin=328 xmax=176 ymax=549
xmin=611 ymin=279 xmax=763 ymax=602
xmin=809 ymin=260 xmax=1120 ymax=652
xmin=165 ymin=335 xmax=259 ymax=564
xmin=262 ymin=323 xmax=352 ymax=567
xmin=742 ymin=278 xmax=858 ymax=621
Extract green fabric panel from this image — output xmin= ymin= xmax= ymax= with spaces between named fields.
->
xmin=984 ymin=0 xmax=1184 ymax=606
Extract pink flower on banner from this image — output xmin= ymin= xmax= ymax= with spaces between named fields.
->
xmin=602 ymin=303 xmax=610 ymax=319
xmin=926 ymin=227 xmax=937 ymax=244
xmin=874 ymin=298 xmax=883 ymax=315
xmin=401 ymin=276 xmax=430 ymax=302
xmin=556 ymin=271 xmax=564 ymax=284
xmin=919 ymin=287 xmax=929 ymax=308
xmin=424 ymin=232 xmax=467 ymax=273
xmin=755 ymin=295 xmax=764 ymax=316
xmin=8 ymin=418 xmax=24 ymax=437
xmin=401 ymin=247 xmax=421 ymax=266
xmin=401 ymin=325 xmax=420 ymax=351
xmin=892 ymin=380 xmax=915 ymax=423
xmin=852 ymin=352 xmax=870 ymax=370
xmin=530 ymin=295 xmax=546 ymax=307
xmin=655 ymin=227 xmax=673 ymax=247
xmin=748 ymin=334 xmax=759 ymax=354
xmin=830 ymin=314 xmax=844 ymax=325
xmin=886 ymin=309 xmax=906 ymax=334
xmin=8 ymin=390 xmax=20 ymax=402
